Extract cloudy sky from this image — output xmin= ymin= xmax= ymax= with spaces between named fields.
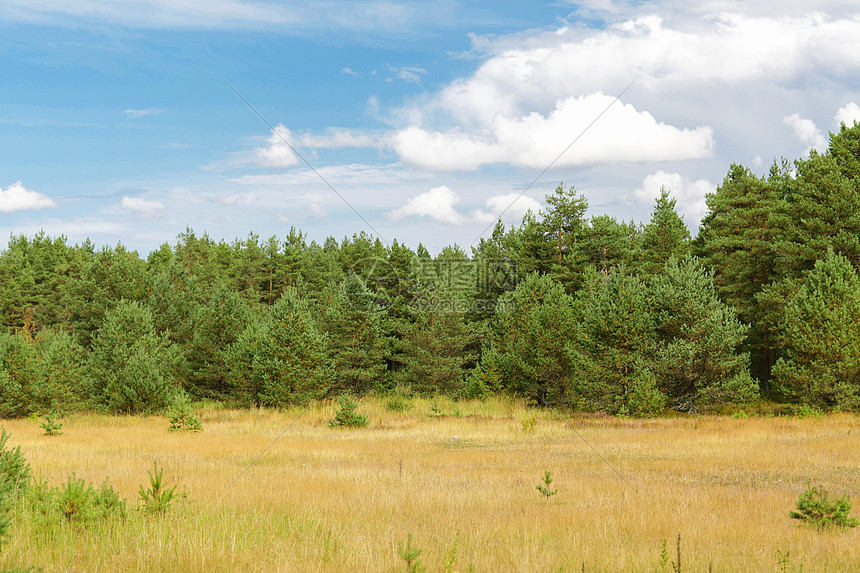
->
xmin=2 ymin=1 xmax=859 ymax=255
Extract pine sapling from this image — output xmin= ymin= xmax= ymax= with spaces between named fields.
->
xmin=139 ymin=462 xmax=177 ymax=514
xmin=329 ymin=395 xmax=369 ymax=428
xmin=790 ymin=483 xmax=859 ymax=529
xmin=536 ymin=470 xmax=558 ymax=498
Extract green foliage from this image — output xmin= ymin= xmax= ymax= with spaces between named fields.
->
xmin=167 ymin=392 xmax=202 ymax=432
xmin=641 ymin=188 xmax=690 ymax=275
xmin=138 ymin=463 xmax=177 ymax=515
xmin=0 ymin=328 xmax=85 ymax=418
xmin=238 ymin=288 xmax=329 ymax=407
xmin=490 ymin=273 xmax=579 ymax=406
xmin=568 ymin=267 xmax=657 ymax=413
xmin=320 ymin=274 xmax=389 ymax=396
xmin=0 ymin=428 xmax=30 ymax=496
xmin=772 ymin=250 xmax=860 ymax=409
xmin=521 ymin=412 xmax=537 ymax=433
xmin=649 ymin=257 xmax=757 ymax=411
xmin=535 ymin=470 xmax=557 ymax=498
xmin=443 ymin=530 xmax=460 ymax=573
xmin=329 ymin=395 xmax=369 ymax=428
xmin=31 ymin=475 xmax=127 ymax=524
xmin=87 ymin=300 xmax=184 ymax=414
xmin=39 ymin=412 xmax=63 ymax=436
xmin=790 ymin=483 xmax=859 ymax=529
xmin=397 ymin=533 xmax=426 ymax=573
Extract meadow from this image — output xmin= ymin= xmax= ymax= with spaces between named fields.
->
xmin=2 ymin=397 xmax=859 ymax=572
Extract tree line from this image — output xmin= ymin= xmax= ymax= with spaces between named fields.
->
xmin=1 ymin=122 xmax=859 ymax=417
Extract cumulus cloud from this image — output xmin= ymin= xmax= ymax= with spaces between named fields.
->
xmin=835 ymin=102 xmax=860 ymax=127
xmin=123 ymin=108 xmax=163 ymax=118
xmin=121 ymin=196 xmax=166 ymax=218
xmin=393 ymin=93 xmax=714 ymax=171
xmin=0 ymin=182 xmax=57 ymax=213
xmin=254 ymin=124 xmax=300 ymax=168
xmin=387 ymin=186 xmax=544 ymax=226
xmin=783 ymin=113 xmax=827 ymax=155
xmin=472 ymin=193 xmax=543 ymax=225
xmin=388 ymin=186 xmax=466 ymax=224
xmin=634 ymin=170 xmax=714 ymax=226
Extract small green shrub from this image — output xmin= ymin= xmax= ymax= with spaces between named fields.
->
xmin=790 ymin=483 xmax=858 ymax=528
xmin=329 ymin=395 xmax=369 ymax=428
xmin=35 ymin=474 xmax=126 ymax=524
xmin=426 ymin=398 xmax=445 ymax=418
xmin=168 ymin=392 xmax=202 ymax=432
xmin=0 ymin=428 xmax=30 ymax=496
xmin=397 ymin=533 xmax=426 ymax=573
xmin=39 ymin=412 xmax=64 ymax=436
xmin=535 ymin=470 xmax=557 ymax=498
xmin=139 ymin=462 xmax=177 ymax=515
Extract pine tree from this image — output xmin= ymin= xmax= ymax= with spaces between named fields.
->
xmin=87 ymin=300 xmax=183 ymax=414
xmin=771 ymin=250 xmax=860 ymax=409
xmin=649 ymin=257 xmax=756 ymax=410
xmin=320 ymin=275 xmax=389 ymax=395
xmin=249 ymin=287 xmax=329 ymax=406
xmin=641 ymin=188 xmax=690 ymax=275
xmin=490 ymin=273 xmax=578 ymax=406
xmin=694 ymin=162 xmax=789 ymax=389
xmin=568 ymin=267 xmax=658 ymax=413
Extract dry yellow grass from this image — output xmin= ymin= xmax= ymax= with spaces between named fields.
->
xmin=2 ymin=397 xmax=860 ymax=572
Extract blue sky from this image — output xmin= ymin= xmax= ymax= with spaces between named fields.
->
xmin=2 ymin=1 xmax=860 ymax=255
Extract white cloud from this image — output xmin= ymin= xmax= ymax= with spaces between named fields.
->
xmin=120 ymin=196 xmax=166 ymax=218
xmin=0 ymin=182 xmax=57 ymax=213
xmin=254 ymin=124 xmax=299 ymax=168
xmin=386 ymin=65 xmax=427 ymax=85
xmin=307 ymin=203 xmax=327 ymax=218
xmin=783 ymin=113 xmax=827 ymax=155
xmin=341 ymin=67 xmax=358 ymax=76
xmin=123 ymin=108 xmax=163 ymax=118
xmin=299 ymin=130 xmax=379 ymax=149
xmin=393 ymin=93 xmax=714 ymax=171
xmin=421 ymin=13 xmax=860 ymax=130
xmin=471 ymin=193 xmax=543 ymax=225
xmin=634 ymin=170 xmax=714 ymax=227
xmin=388 ymin=185 xmax=465 ymax=225
xmin=835 ymin=102 xmax=860 ymax=127
xmin=387 ymin=186 xmax=544 ymax=226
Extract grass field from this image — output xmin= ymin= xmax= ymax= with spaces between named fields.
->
xmin=2 ymin=397 xmax=859 ymax=572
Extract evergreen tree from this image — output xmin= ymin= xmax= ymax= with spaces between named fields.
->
xmin=188 ymin=286 xmax=254 ymax=399
xmin=0 ymin=326 xmax=86 ymax=417
xmin=641 ymin=188 xmax=690 ymax=275
xmin=320 ymin=274 xmax=389 ymax=395
xmin=67 ymin=244 xmax=150 ymax=348
xmin=247 ymin=287 xmax=329 ymax=406
xmin=568 ymin=267 xmax=659 ymax=413
xmin=490 ymin=273 xmax=578 ymax=406
xmin=694 ymin=162 xmax=789 ymax=389
xmin=771 ymin=250 xmax=860 ymax=409
xmin=87 ymin=300 xmax=183 ymax=414
xmin=649 ymin=257 xmax=757 ymax=410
